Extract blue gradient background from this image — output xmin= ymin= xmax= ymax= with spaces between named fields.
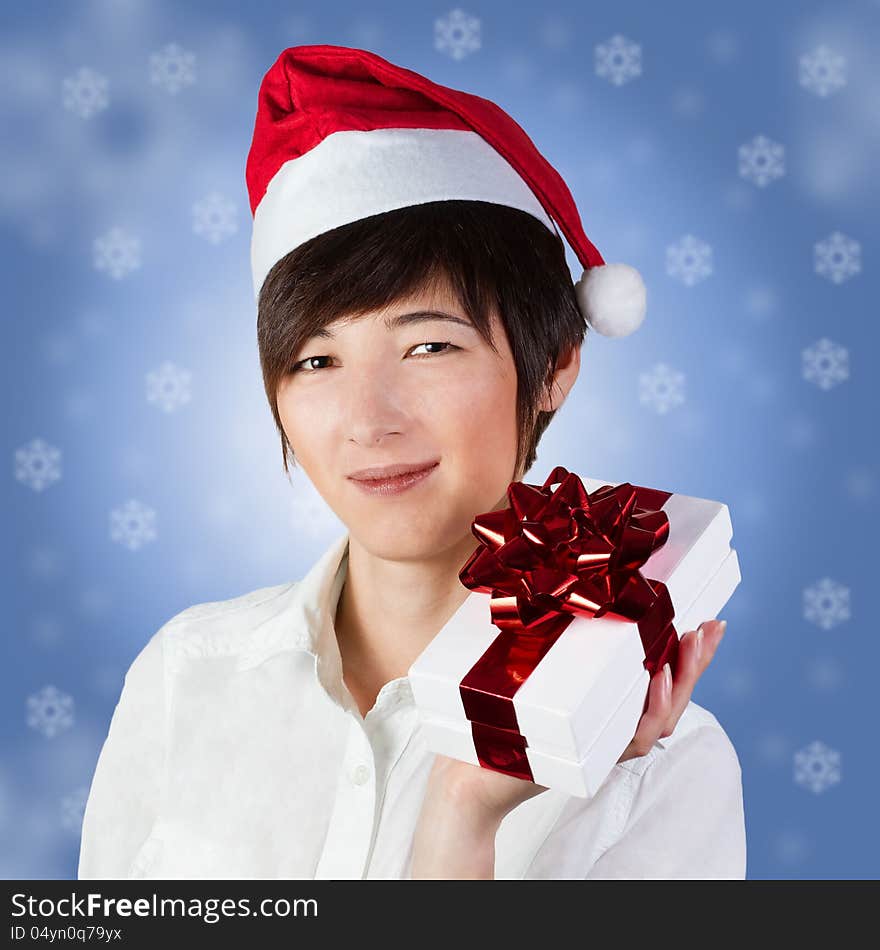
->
xmin=3 ymin=0 xmax=878 ymax=879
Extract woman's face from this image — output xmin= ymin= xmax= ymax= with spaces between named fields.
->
xmin=276 ymin=279 xmax=530 ymax=560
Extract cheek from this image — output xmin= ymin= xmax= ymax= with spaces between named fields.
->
xmin=276 ymin=385 xmax=336 ymax=471
xmin=438 ymin=363 xmax=520 ymax=485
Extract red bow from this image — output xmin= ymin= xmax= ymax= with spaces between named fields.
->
xmin=455 ymin=466 xmax=680 ymax=780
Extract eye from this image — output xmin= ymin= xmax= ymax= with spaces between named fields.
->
xmin=289 ymin=355 xmax=333 ymax=374
xmin=289 ymin=341 xmax=458 ymax=374
xmin=410 ymin=341 xmax=458 ymax=358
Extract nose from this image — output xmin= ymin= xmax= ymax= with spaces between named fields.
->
xmin=345 ymin=370 xmax=410 ymax=447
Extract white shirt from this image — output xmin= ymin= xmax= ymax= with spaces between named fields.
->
xmin=78 ymin=530 xmax=747 ymax=880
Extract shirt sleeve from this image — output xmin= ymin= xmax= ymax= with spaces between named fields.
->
xmin=584 ymin=723 xmax=747 ymax=879
xmin=77 ymin=626 xmax=169 ymax=879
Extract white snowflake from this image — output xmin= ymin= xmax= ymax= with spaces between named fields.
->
xmin=802 ymin=337 xmax=849 ymax=390
xmin=738 ymin=134 xmax=785 ymax=187
xmin=14 ymin=438 xmax=62 ymax=492
xmin=61 ymin=67 xmax=109 ymax=119
xmin=60 ymin=786 xmax=90 ymax=833
xmin=799 ymin=45 xmax=847 ymax=98
xmin=93 ymin=227 xmax=142 ymax=279
xmin=192 ymin=192 xmax=238 ymax=244
xmin=26 ymin=685 xmax=75 ymax=738
xmin=793 ymin=739 xmax=841 ymax=794
xmin=434 ymin=8 xmax=481 ymax=60
xmin=814 ymin=231 xmax=861 ymax=284
xmin=595 ymin=34 xmax=642 ymax=86
xmin=803 ymin=577 xmax=850 ymax=630
xmin=666 ymin=234 xmax=713 ymax=286
xmin=109 ymin=499 xmax=158 ymax=551
xmin=146 ymin=361 xmax=192 ymax=413
xmin=639 ymin=363 xmax=685 ymax=414
xmin=149 ymin=42 xmax=196 ymax=95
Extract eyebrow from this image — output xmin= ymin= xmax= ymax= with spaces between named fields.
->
xmin=312 ymin=310 xmax=475 ymax=339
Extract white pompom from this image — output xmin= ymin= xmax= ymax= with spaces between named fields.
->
xmin=574 ymin=262 xmax=647 ymax=338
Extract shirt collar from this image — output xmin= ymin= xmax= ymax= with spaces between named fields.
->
xmin=235 ymin=529 xmax=349 ymax=672
xmin=237 ymin=528 xmax=415 ymax=714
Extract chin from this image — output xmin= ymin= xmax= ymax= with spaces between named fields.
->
xmin=349 ymin=515 xmax=473 ymax=563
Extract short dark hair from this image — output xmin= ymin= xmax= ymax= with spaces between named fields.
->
xmin=256 ymin=199 xmax=586 ymax=481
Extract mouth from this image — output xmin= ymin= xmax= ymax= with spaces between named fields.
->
xmin=348 ymin=461 xmax=440 ymax=497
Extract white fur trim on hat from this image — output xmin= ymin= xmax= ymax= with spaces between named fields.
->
xmin=574 ymin=262 xmax=647 ymax=337
xmin=250 ymin=127 xmax=558 ymax=302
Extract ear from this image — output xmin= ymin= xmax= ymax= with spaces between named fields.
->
xmin=538 ymin=343 xmax=581 ymax=413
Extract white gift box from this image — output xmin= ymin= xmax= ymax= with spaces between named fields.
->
xmin=415 ymin=546 xmax=740 ymax=799
xmin=408 ymin=476 xmax=742 ymax=798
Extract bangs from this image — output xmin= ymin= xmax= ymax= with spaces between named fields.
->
xmin=257 ymin=199 xmax=585 ymax=479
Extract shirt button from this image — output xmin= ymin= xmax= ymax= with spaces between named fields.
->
xmin=351 ymin=763 xmax=371 ymax=786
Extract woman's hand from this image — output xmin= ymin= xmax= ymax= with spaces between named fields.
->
xmin=617 ymin=619 xmax=727 ymax=763
xmin=410 ymin=618 xmax=728 ymax=878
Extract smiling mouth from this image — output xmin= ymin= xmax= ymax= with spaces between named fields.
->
xmin=348 ymin=461 xmax=439 ymax=496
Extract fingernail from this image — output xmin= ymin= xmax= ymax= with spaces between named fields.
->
xmin=696 ymin=625 xmax=704 ymax=661
xmin=719 ymin=619 xmax=728 ymax=635
xmin=662 ymin=662 xmax=672 ymax=696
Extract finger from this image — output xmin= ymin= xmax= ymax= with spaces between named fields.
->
xmin=661 ymin=625 xmax=704 ymax=737
xmin=694 ymin=618 xmax=727 ymax=676
xmin=662 ymin=619 xmax=727 ymax=738
xmin=626 ymin=662 xmax=673 ymax=758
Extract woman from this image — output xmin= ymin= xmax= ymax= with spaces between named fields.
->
xmin=78 ymin=46 xmax=745 ymax=880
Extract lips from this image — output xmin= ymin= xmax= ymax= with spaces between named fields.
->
xmin=348 ymin=461 xmax=440 ymax=497
xmin=348 ymin=460 xmax=439 ymax=482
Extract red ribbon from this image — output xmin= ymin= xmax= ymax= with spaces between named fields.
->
xmin=457 ymin=465 xmax=681 ymax=781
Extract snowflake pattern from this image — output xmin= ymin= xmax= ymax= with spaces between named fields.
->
xmin=794 ymin=740 xmax=841 ymax=794
xmin=146 ymin=361 xmax=192 ymax=413
xmin=93 ymin=227 xmax=142 ymax=279
xmin=60 ymin=786 xmax=90 ymax=833
xmin=799 ymin=45 xmax=847 ymax=97
xmin=803 ymin=577 xmax=850 ymax=630
xmin=61 ymin=67 xmax=109 ymax=119
xmin=26 ymin=685 xmax=75 ymax=739
xmin=738 ymin=134 xmax=786 ymax=187
xmin=109 ymin=500 xmax=158 ymax=551
xmin=639 ymin=363 xmax=685 ymax=414
xmin=434 ymin=8 xmax=481 ymax=60
xmin=802 ymin=338 xmax=849 ymax=390
xmin=666 ymin=234 xmax=713 ymax=286
xmin=14 ymin=438 xmax=62 ymax=492
xmin=149 ymin=42 xmax=196 ymax=95
xmin=192 ymin=192 xmax=238 ymax=244
xmin=595 ymin=34 xmax=642 ymax=86
xmin=814 ymin=231 xmax=861 ymax=284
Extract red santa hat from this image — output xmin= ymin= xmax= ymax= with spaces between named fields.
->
xmin=245 ymin=44 xmax=646 ymax=338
